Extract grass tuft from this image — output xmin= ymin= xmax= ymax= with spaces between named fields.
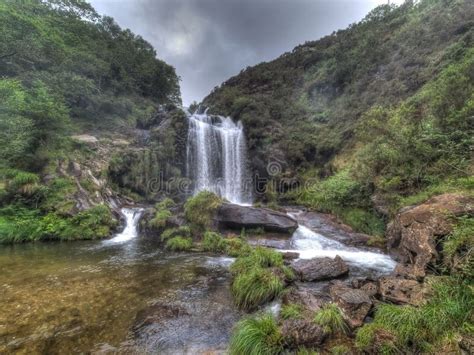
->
xmin=201 ymin=231 xmax=227 ymax=253
xmin=165 ymin=236 xmax=193 ymax=252
xmin=314 ymin=303 xmax=348 ymax=334
xmin=229 ymin=313 xmax=283 ymax=355
xmin=280 ymin=304 xmax=303 ymax=320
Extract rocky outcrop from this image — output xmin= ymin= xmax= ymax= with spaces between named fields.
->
xmin=290 ymin=256 xmax=349 ymax=282
xmin=378 ymin=276 xmax=426 ymax=306
xmin=282 ymin=286 xmax=328 ymax=314
xmin=216 ymin=203 xmax=298 ymax=233
xmin=387 ymin=193 xmax=474 ymax=278
xmin=281 ymin=320 xmax=327 ymax=349
xmin=329 ymin=282 xmax=373 ymax=328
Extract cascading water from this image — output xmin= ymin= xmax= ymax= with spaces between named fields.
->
xmin=105 ymin=208 xmax=143 ymax=244
xmin=186 ymin=110 xmax=251 ymax=205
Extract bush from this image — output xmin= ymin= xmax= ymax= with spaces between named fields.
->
xmin=229 ymin=313 xmax=283 ymax=355
xmin=356 ymin=278 xmax=473 ymax=353
xmin=201 ymin=231 xmax=228 ymax=253
xmin=165 ymin=236 xmax=193 ymax=252
xmin=160 ymin=226 xmax=191 ymax=242
xmin=149 ymin=198 xmax=175 ymax=229
xmin=340 ymin=208 xmax=385 ymax=236
xmin=314 ymin=303 xmax=348 ymax=334
xmin=280 ymin=304 xmax=303 ymax=320
xmin=184 ymin=191 xmax=222 ymax=232
xmin=232 ymin=267 xmax=284 ymax=311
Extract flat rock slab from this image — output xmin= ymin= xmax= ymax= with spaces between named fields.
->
xmin=291 ymin=256 xmax=349 ymax=282
xmin=216 ymin=203 xmax=298 ymax=234
xmin=330 ymin=282 xmax=373 ymax=328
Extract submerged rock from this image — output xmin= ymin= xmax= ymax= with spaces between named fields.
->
xmin=290 ymin=256 xmax=349 ymax=282
xmin=216 ymin=203 xmax=298 ymax=233
xmin=329 ymin=282 xmax=373 ymax=328
xmin=387 ymin=193 xmax=474 ymax=278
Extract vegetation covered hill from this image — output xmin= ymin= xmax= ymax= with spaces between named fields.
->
xmin=0 ymin=0 xmax=182 ymax=242
xmin=203 ymin=0 xmax=473 ymax=233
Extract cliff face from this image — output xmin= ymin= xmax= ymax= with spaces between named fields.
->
xmin=202 ymin=0 xmax=474 ymax=181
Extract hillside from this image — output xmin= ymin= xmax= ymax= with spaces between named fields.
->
xmin=203 ymin=0 xmax=474 ymax=232
xmin=0 ymin=0 xmax=184 ymax=242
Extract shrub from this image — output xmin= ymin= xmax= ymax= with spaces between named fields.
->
xmin=280 ymin=304 xmax=303 ymax=320
xmin=184 ymin=191 xmax=221 ymax=232
xmin=201 ymin=231 xmax=227 ymax=253
xmin=314 ymin=303 xmax=348 ymax=334
xmin=229 ymin=313 xmax=283 ymax=355
xmin=232 ymin=268 xmax=284 ymax=311
xmin=160 ymin=226 xmax=191 ymax=242
xmin=149 ymin=198 xmax=175 ymax=229
xmin=165 ymin=236 xmax=193 ymax=251
xmin=3 ymin=169 xmax=40 ymax=197
xmin=340 ymin=208 xmax=385 ymax=236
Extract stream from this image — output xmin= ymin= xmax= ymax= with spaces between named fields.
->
xmin=0 ymin=207 xmax=395 ymax=354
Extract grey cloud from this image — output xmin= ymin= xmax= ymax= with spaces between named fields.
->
xmin=89 ymin=0 xmax=394 ymax=105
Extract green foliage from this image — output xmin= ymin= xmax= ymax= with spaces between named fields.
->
xmin=443 ymin=216 xmax=474 ymax=277
xmin=231 ymin=247 xmax=284 ymax=275
xmin=184 ymin=191 xmax=222 ymax=233
xmin=0 ymin=204 xmax=115 ymax=243
xmin=280 ymin=304 xmax=303 ymax=320
xmin=160 ymin=226 xmax=191 ymax=242
xmin=296 ymin=348 xmax=319 ymax=355
xmin=229 ymin=313 xmax=283 ymax=355
xmin=340 ymin=208 xmax=385 ymax=236
xmin=356 ymin=278 xmax=473 ymax=353
xmin=149 ymin=198 xmax=175 ymax=229
xmin=314 ymin=303 xmax=348 ymax=335
xmin=165 ymin=236 xmax=193 ymax=252
xmin=225 ymin=237 xmax=253 ymax=257
xmin=201 ymin=231 xmax=227 ymax=253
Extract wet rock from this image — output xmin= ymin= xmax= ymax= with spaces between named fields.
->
xmin=282 ymin=286 xmax=328 ymax=314
xmin=281 ymin=251 xmax=300 ymax=261
xmin=351 ymin=278 xmax=379 ymax=297
xmin=216 ymin=203 xmax=298 ymax=234
xmin=290 ymin=256 xmax=349 ymax=282
xmin=280 ymin=319 xmax=327 ymax=349
xmin=378 ymin=276 xmax=426 ymax=306
xmin=387 ymin=193 xmax=474 ymax=278
xmin=329 ymin=282 xmax=372 ymax=328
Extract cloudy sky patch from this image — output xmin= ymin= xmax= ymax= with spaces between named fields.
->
xmin=89 ymin=0 xmax=405 ymax=105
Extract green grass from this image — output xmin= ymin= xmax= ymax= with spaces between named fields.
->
xmin=201 ymin=231 xmax=227 ymax=253
xmin=356 ymin=277 xmax=473 ymax=353
xmin=443 ymin=216 xmax=473 ymax=277
xmin=184 ymin=191 xmax=222 ymax=233
xmin=229 ymin=313 xmax=283 ymax=355
xmin=330 ymin=345 xmax=351 ymax=355
xmin=280 ymin=304 xmax=303 ymax=320
xmin=340 ymin=208 xmax=385 ymax=236
xmin=165 ymin=236 xmax=193 ymax=252
xmin=232 ymin=268 xmax=284 ymax=311
xmin=225 ymin=237 xmax=253 ymax=257
xmin=231 ymin=247 xmax=284 ymax=275
xmin=314 ymin=303 xmax=348 ymax=335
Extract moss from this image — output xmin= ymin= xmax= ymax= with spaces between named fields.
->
xmin=184 ymin=191 xmax=222 ymax=233
xmin=443 ymin=216 xmax=473 ymax=277
xmin=314 ymin=303 xmax=348 ymax=335
xmin=165 ymin=236 xmax=193 ymax=252
xmin=230 ymin=313 xmax=283 ymax=355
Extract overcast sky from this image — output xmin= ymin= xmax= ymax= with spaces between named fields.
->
xmin=89 ymin=0 xmax=404 ymax=105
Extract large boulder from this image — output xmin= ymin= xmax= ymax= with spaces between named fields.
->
xmin=378 ymin=276 xmax=426 ymax=306
xmin=280 ymin=319 xmax=327 ymax=349
xmin=387 ymin=193 xmax=473 ymax=278
xmin=329 ymin=282 xmax=373 ymax=328
xmin=291 ymin=256 xmax=349 ymax=282
xmin=215 ymin=203 xmax=298 ymax=234
xmin=282 ymin=286 xmax=328 ymax=315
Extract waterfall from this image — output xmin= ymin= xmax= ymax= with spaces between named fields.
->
xmin=105 ymin=208 xmax=143 ymax=244
xmin=186 ymin=110 xmax=251 ymax=205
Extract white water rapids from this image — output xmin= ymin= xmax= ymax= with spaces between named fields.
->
xmin=186 ymin=110 xmax=251 ymax=205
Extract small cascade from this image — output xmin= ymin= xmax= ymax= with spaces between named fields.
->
xmin=106 ymin=208 xmax=143 ymax=244
xmin=186 ymin=109 xmax=251 ymax=205
xmin=283 ymin=226 xmax=396 ymax=273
